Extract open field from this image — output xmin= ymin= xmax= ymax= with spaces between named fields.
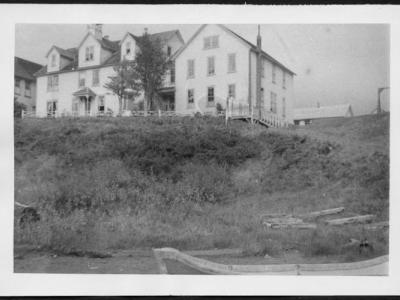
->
xmin=14 ymin=113 xmax=389 ymax=273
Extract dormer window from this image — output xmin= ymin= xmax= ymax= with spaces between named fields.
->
xmin=167 ymin=46 xmax=172 ymax=56
xmin=51 ymin=54 xmax=56 ymax=67
xmin=85 ymin=46 xmax=94 ymax=61
xmin=126 ymin=42 xmax=131 ymax=55
xmin=204 ymin=36 xmax=219 ymax=50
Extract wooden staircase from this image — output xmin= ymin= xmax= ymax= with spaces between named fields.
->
xmin=228 ymin=105 xmax=289 ymax=128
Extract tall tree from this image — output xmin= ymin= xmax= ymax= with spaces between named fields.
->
xmin=135 ymin=32 xmax=169 ymax=115
xmin=104 ymin=59 xmax=140 ymax=115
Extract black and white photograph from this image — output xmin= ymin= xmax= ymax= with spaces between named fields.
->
xmin=1 ymin=4 xmax=400 ymax=296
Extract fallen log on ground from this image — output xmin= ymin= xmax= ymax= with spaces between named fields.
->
xmin=365 ymin=221 xmax=389 ymax=230
xmin=263 ymin=222 xmax=317 ymax=230
xmin=298 ymin=207 xmax=345 ymax=219
xmin=325 ymin=215 xmax=375 ymax=226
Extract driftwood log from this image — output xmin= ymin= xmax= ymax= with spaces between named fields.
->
xmin=365 ymin=221 xmax=389 ymax=230
xmin=263 ymin=222 xmax=317 ymax=230
xmin=325 ymin=215 xmax=375 ymax=226
xmin=298 ymin=207 xmax=345 ymax=219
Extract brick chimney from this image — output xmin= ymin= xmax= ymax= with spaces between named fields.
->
xmin=87 ymin=24 xmax=103 ymax=40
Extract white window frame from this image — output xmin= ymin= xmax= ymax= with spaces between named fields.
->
xmin=207 ymin=56 xmax=215 ymax=76
xmin=187 ymin=89 xmax=194 ymax=106
xmin=47 ymin=75 xmax=59 ymax=92
xmin=126 ymin=42 xmax=131 ymax=55
xmin=207 ymin=86 xmax=215 ymax=104
xmin=282 ymin=72 xmax=286 ymax=89
xmin=228 ymin=53 xmax=236 ymax=73
xmin=282 ymin=97 xmax=286 ymax=118
xmin=79 ymin=71 xmax=86 ymax=88
xmin=47 ymin=100 xmax=58 ymax=118
xmin=187 ymin=59 xmax=195 ymax=79
xmin=204 ymin=35 xmax=219 ymax=49
xmin=270 ymin=92 xmax=277 ymax=113
xmin=272 ymin=64 xmax=276 ymax=84
xmin=85 ymin=46 xmax=94 ymax=62
xmin=228 ymin=84 xmax=236 ymax=99
xmin=98 ymin=96 xmax=105 ymax=114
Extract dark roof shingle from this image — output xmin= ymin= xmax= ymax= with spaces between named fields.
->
xmin=15 ymin=57 xmax=43 ymax=80
xmin=35 ymin=30 xmax=181 ymax=77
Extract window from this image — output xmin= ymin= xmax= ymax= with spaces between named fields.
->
xmin=187 ymin=59 xmax=195 ymax=78
xmin=228 ymin=84 xmax=236 ymax=99
xmin=15 ymin=79 xmax=21 ymax=94
xmin=170 ymin=65 xmax=175 ymax=84
xmin=79 ymin=71 xmax=86 ymax=88
xmin=260 ymin=88 xmax=264 ymax=107
xmin=187 ymin=89 xmax=194 ymax=105
xmin=207 ymin=56 xmax=215 ymax=76
xmin=204 ymin=35 xmax=219 ymax=49
xmin=25 ymin=81 xmax=31 ymax=97
xmin=47 ymin=75 xmax=59 ymax=92
xmin=207 ymin=86 xmax=215 ymax=103
xmin=228 ymin=53 xmax=236 ymax=73
xmin=282 ymin=72 xmax=286 ymax=89
xmin=126 ymin=42 xmax=131 ymax=55
xmin=270 ymin=92 xmax=277 ymax=113
xmin=98 ymin=96 xmax=105 ymax=113
xmin=92 ymin=69 xmax=100 ymax=86
xmin=47 ymin=100 xmax=57 ymax=118
xmin=167 ymin=46 xmax=172 ymax=56
xmin=282 ymin=97 xmax=286 ymax=118
xmin=85 ymin=46 xmax=94 ymax=61
xmin=272 ymin=65 xmax=276 ymax=83
xmin=51 ymin=54 xmax=57 ymax=67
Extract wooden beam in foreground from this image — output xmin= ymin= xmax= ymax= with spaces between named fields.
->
xmin=326 ymin=215 xmax=375 ymax=226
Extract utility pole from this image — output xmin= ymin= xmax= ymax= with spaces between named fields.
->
xmin=377 ymin=87 xmax=389 ymax=114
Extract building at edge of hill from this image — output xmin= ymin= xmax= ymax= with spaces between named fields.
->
xmin=33 ymin=24 xmax=295 ymax=124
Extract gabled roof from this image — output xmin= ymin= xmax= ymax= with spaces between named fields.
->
xmin=46 ymin=46 xmax=76 ymax=60
xmin=15 ymin=57 xmax=43 ymax=81
xmin=77 ymin=32 xmax=119 ymax=52
xmin=73 ymin=87 xmax=97 ymax=97
xmin=147 ymin=30 xmax=185 ymax=45
xmin=120 ymin=30 xmax=185 ymax=46
xmin=119 ymin=32 xmax=139 ymax=45
xmin=294 ymin=104 xmax=354 ymax=120
xmin=36 ymin=28 xmax=183 ymax=78
xmin=174 ymin=24 xmax=295 ymax=75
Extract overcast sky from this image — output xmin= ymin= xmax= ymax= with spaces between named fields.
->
xmin=15 ymin=24 xmax=390 ymax=115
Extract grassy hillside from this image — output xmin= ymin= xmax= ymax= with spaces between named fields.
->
xmin=14 ymin=113 xmax=389 ymax=262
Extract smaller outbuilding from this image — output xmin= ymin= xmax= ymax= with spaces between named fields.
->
xmin=293 ymin=103 xmax=354 ymax=125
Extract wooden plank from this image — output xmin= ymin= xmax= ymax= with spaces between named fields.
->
xmin=153 ymin=248 xmax=388 ymax=275
xmin=15 ymin=201 xmax=32 ymax=208
xmin=185 ymin=248 xmax=243 ymax=257
xmin=299 ymin=207 xmax=345 ymax=219
xmin=265 ymin=222 xmax=317 ymax=230
xmin=326 ymin=215 xmax=375 ymax=226
xmin=365 ymin=221 xmax=389 ymax=230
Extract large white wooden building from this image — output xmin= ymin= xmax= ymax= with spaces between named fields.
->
xmin=34 ymin=24 xmax=295 ymax=124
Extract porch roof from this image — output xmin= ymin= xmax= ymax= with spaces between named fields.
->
xmin=73 ymin=87 xmax=97 ymax=98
